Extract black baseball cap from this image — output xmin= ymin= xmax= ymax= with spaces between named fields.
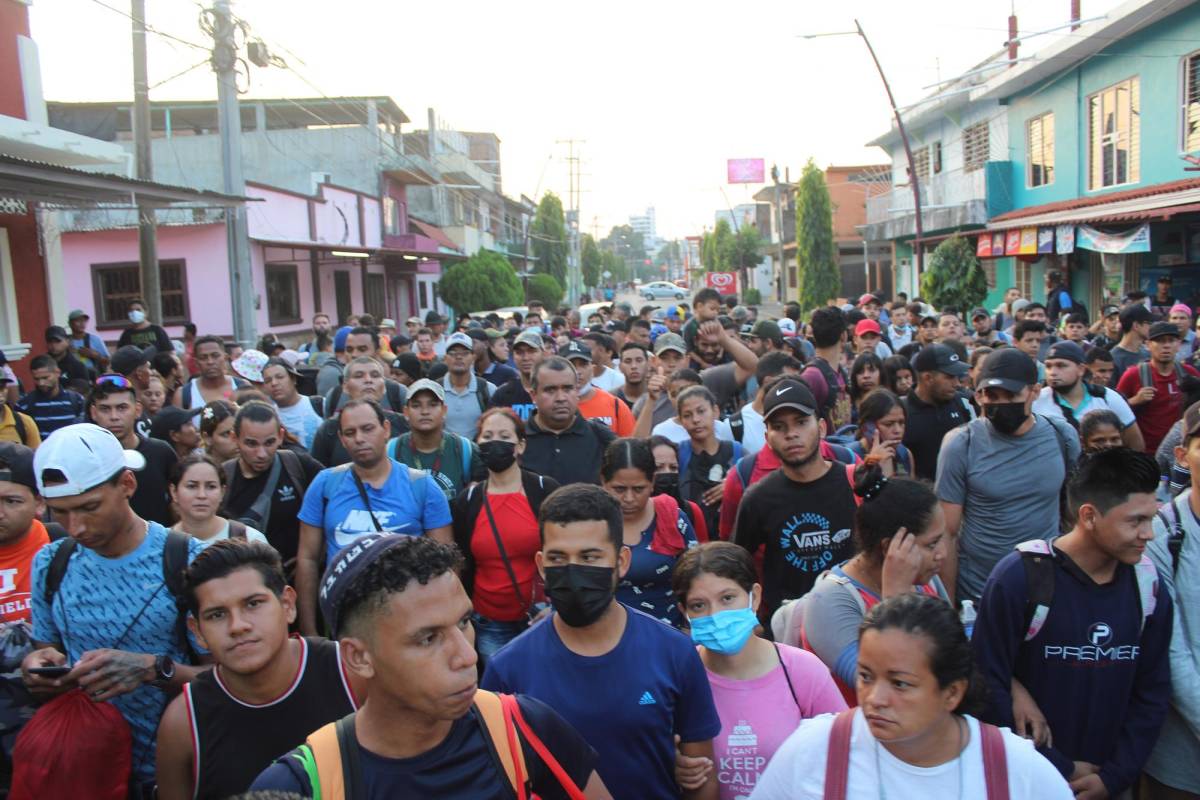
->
xmin=1148 ymin=321 xmax=1182 ymax=341
xmin=977 ymin=348 xmax=1038 ymax=392
xmin=762 ymin=378 xmax=817 ymax=422
xmin=1119 ymin=304 xmax=1153 ymax=327
xmin=1102 ymin=304 xmax=1120 ymax=318
xmin=911 ymin=343 xmax=969 ymax=377
xmin=149 ymin=406 xmax=195 ymax=441
xmin=44 ymin=325 xmax=70 ymax=342
xmin=558 ymin=340 xmax=592 ymax=362
xmin=1045 ymin=340 xmax=1086 ymax=364
xmin=750 ymin=319 xmax=783 ymax=345
xmin=110 ymin=345 xmax=152 ymax=376
xmin=0 ymin=442 xmax=37 ymax=493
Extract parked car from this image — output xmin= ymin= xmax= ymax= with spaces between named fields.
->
xmin=642 ymin=281 xmax=686 ymax=300
xmin=673 ymin=278 xmax=688 ymax=289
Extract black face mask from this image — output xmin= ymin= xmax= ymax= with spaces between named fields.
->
xmin=984 ymin=402 xmax=1028 ymax=435
xmin=652 ymin=472 xmax=680 ymax=498
xmin=543 ymin=564 xmax=616 ymax=628
xmin=478 ymin=440 xmax=517 ymax=473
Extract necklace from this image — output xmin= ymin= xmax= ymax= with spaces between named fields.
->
xmin=874 ymin=716 xmax=965 ymax=800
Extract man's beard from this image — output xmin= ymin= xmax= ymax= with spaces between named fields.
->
xmin=1053 ymin=378 xmax=1079 ymax=394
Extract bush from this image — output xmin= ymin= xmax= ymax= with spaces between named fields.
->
xmin=920 ymin=235 xmax=987 ymax=313
xmin=744 ymin=288 xmax=762 ymax=305
xmin=526 ymin=273 xmax=563 ymax=308
xmin=438 ymin=250 xmax=523 ymax=314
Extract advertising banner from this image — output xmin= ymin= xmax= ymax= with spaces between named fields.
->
xmin=1076 ymin=223 xmax=1150 ymax=254
xmin=1037 ymin=227 xmax=1055 ymax=254
xmin=727 ymin=159 xmax=765 ymax=184
xmin=705 ymin=272 xmax=738 ymax=294
xmin=992 ymin=232 xmax=1006 ymax=256
xmin=1055 ymin=224 xmax=1075 ymax=254
xmin=977 ymin=235 xmax=992 ymax=258
xmin=1018 ymin=227 xmax=1038 ymax=255
xmin=1005 ymin=229 xmax=1022 ymax=255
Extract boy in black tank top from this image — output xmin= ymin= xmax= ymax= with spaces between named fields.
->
xmin=155 ymin=540 xmax=362 ymax=800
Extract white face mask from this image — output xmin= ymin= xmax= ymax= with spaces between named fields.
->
xmin=128 ymin=310 xmax=146 ymax=324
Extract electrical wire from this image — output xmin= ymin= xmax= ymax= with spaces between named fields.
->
xmin=87 ymin=0 xmax=210 ymax=51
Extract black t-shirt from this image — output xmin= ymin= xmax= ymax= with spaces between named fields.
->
xmin=118 ymin=324 xmax=173 ymax=353
xmin=901 ymin=390 xmax=972 ymax=482
xmin=490 ymin=379 xmax=536 ymax=422
xmin=222 ymin=451 xmax=324 ymax=563
xmin=732 ymin=465 xmax=857 ymax=619
xmin=680 ymin=440 xmax=737 ymax=537
xmin=130 ymin=435 xmax=178 ymax=526
xmin=54 ymin=352 xmax=93 ymax=386
xmin=250 ymin=694 xmax=597 ymax=800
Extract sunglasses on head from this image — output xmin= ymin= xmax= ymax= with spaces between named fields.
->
xmin=95 ymin=374 xmax=134 ymax=390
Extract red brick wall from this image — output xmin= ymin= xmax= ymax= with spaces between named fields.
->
xmin=4 ymin=212 xmax=48 ymax=386
xmin=0 ymin=0 xmax=29 ymax=120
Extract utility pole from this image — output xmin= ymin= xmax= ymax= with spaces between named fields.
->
xmin=131 ymin=0 xmax=160 ymax=323
xmin=557 ymin=139 xmax=585 ymax=305
xmin=854 ymin=19 xmax=924 ymax=279
xmin=211 ymin=0 xmax=257 ymax=346
xmin=771 ymin=164 xmax=786 ymax=303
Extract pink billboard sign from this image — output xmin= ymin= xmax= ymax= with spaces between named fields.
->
xmin=727 ymin=159 xmax=765 ymax=184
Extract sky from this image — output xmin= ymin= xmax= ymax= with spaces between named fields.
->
xmin=33 ymin=0 xmax=1126 ymax=241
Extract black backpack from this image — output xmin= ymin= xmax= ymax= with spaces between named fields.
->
xmin=42 ymin=529 xmax=197 ymax=659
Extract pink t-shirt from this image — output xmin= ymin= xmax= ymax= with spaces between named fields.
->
xmin=706 ymin=643 xmax=846 ymax=800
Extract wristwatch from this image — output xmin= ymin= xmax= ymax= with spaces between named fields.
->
xmin=150 ymin=654 xmax=175 ymax=689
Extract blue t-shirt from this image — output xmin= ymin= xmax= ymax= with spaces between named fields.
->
xmin=481 ymin=605 xmax=721 ymax=800
xmin=298 ymin=460 xmax=453 ymax=564
xmin=30 ymin=523 xmax=205 ymax=782
xmin=617 ymin=510 xmax=697 ymax=628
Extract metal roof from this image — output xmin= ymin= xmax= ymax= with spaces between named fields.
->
xmin=987 ymin=178 xmax=1200 ymax=229
xmin=0 ymin=153 xmax=249 ymax=208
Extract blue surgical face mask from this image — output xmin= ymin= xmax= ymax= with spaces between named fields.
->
xmin=689 ymin=590 xmax=758 ymax=655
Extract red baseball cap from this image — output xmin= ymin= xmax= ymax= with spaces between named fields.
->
xmin=854 ymin=319 xmax=882 ymax=338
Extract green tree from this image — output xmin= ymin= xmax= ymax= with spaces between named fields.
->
xmin=702 ymin=218 xmax=734 ymax=272
xmin=729 ymin=225 xmax=763 ymax=297
xmin=438 ymin=250 xmax=523 ymax=314
xmin=526 ymin=273 xmax=564 ymax=308
xmin=795 ymin=159 xmax=839 ymax=309
xmin=530 ymin=193 xmax=568 ymax=286
xmin=655 ymin=240 xmax=681 ymax=268
xmin=601 ymin=250 xmax=627 ymax=283
xmin=920 ymin=235 xmax=988 ymax=312
xmin=581 ymin=234 xmax=602 ymax=289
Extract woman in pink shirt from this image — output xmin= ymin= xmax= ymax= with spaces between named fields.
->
xmin=672 ymin=542 xmax=846 ymax=800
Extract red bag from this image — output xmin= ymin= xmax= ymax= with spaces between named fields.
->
xmin=10 ymin=689 xmax=132 ymax=800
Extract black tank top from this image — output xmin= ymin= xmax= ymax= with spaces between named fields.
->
xmin=184 ymin=635 xmax=357 ymax=799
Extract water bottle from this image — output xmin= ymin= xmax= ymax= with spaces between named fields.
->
xmin=960 ymin=600 xmax=977 ymax=640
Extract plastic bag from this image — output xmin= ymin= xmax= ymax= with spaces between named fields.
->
xmin=10 ymin=688 xmax=131 ymax=800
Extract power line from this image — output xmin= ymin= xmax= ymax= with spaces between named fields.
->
xmin=87 ymin=0 xmax=210 ymax=52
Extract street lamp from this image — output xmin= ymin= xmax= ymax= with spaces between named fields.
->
xmin=799 ymin=20 xmax=925 ymax=278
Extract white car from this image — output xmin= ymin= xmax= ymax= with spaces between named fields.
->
xmin=642 ymin=281 xmax=686 ymax=300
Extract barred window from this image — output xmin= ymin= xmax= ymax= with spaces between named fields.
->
xmin=963 ymin=122 xmax=989 ymax=173
xmin=1028 ymin=113 xmax=1055 ymax=188
xmin=1183 ymin=52 xmax=1200 ymax=152
xmin=91 ymin=260 xmax=188 ymax=326
xmin=1088 ymin=77 xmax=1140 ymax=190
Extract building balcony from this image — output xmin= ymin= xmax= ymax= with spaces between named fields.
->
xmin=863 ymin=168 xmax=988 ymax=241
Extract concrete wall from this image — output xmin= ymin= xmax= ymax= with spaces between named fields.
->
xmin=1004 ymin=5 xmax=1200 ymax=209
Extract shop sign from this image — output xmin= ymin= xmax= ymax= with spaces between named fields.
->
xmin=1076 ymin=223 xmax=1150 ymax=254
xmin=1055 ymin=225 xmax=1075 ymax=254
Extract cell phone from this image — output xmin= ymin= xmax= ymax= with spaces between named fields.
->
xmin=862 ymin=422 xmax=878 ymax=443
xmin=28 ymin=665 xmax=71 ymax=678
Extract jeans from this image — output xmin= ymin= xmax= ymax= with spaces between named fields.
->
xmin=472 ymin=613 xmax=527 ymax=661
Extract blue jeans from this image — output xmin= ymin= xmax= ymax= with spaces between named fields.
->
xmin=472 ymin=613 xmax=527 ymax=661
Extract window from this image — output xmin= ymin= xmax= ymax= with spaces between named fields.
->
xmin=1015 ymin=260 xmax=1032 ymax=300
xmin=1183 ymin=51 xmax=1200 ymax=152
xmin=911 ymin=147 xmax=930 ymax=182
xmin=91 ymin=260 xmax=188 ymax=326
xmin=383 ymin=196 xmax=400 ymax=235
xmin=932 ymin=141 xmax=943 ymax=175
xmin=364 ymin=273 xmax=386 ymax=319
xmin=418 ymin=280 xmax=429 ymax=309
xmin=1028 ymin=113 xmax=1055 ymax=187
xmin=1088 ymin=78 xmax=1140 ymax=190
xmin=265 ymin=263 xmax=301 ymax=325
xmin=963 ymin=122 xmax=989 ymax=173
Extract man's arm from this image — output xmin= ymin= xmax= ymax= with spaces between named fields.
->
xmin=713 ymin=323 xmax=758 ymax=387
xmin=939 ymin=502 xmax=962 ymax=603
xmin=155 ymin=693 xmax=194 ymax=800
xmin=934 ymin=426 xmax=969 ymax=602
xmin=1120 ymin=421 xmax=1145 ymax=452
xmin=425 ymin=525 xmax=453 ymax=545
xmin=716 ymin=467 xmax=744 ymax=541
xmin=295 ymin=522 xmax=325 ymax=636
xmin=678 ymin=740 xmax=718 ymax=800
xmin=633 ymin=367 xmax=666 ymax=439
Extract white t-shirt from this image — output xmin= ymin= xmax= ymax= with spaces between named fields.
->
xmin=652 ymin=417 xmax=734 ymax=445
xmin=1032 ymin=384 xmax=1136 ymax=429
xmin=749 ymin=710 xmax=1072 ymax=800
xmin=590 ymin=366 xmax=626 ymax=393
xmin=184 ymin=520 xmax=271 ymax=546
xmin=737 ymin=403 xmax=767 ymax=455
xmin=276 ymin=396 xmax=323 ymax=450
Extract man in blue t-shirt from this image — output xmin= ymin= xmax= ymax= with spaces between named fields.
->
xmin=482 ymin=484 xmax=721 ymax=799
xmin=973 ymin=447 xmax=1173 ymax=798
xmin=20 ymin=423 xmax=206 ymax=785
xmin=295 ymin=399 xmax=452 ymax=636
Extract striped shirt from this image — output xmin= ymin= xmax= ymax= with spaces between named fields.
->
xmin=16 ymin=389 xmax=84 ymax=437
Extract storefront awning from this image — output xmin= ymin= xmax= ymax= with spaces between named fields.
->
xmin=987 ymin=178 xmax=1200 ymax=231
xmin=411 ymin=219 xmax=460 ymax=252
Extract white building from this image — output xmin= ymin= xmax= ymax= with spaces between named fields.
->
xmin=629 ymin=206 xmax=660 ymax=257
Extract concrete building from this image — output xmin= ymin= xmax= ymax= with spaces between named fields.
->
xmin=629 ymin=206 xmax=660 ymax=258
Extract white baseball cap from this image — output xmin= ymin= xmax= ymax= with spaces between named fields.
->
xmin=33 ymin=423 xmax=146 ymax=499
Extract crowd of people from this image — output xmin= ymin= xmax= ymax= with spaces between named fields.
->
xmin=0 ymin=275 xmax=1196 ymax=799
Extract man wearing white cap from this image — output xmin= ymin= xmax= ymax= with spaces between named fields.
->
xmin=20 ymin=423 xmax=206 ymax=787
xmin=440 ymin=332 xmax=496 ymax=438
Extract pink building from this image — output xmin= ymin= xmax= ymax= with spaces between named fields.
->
xmin=60 ymin=177 xmax=457 ymax=345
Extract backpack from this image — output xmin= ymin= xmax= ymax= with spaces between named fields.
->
xmin=732 ymin=442 xmax=860 ymax=490
xmin=1015 ymin=539 xmax=1159 ymax=641
xmin=387 ymin=434 xmax=473 ymax=478
xmin=10 ymin=410 xmax=27 ymax=446
xmin=1155 ymin=494 xmax=1189 ymax=575
xmin=294 ymin=692 xmax=586 ymax=800
xmin=324 ymin=381 xmax=406 ymax=419
xmin=727 ymin=410 xmax=745 ymax=444
xmin=222 ymin=450 xmax=309 ymax=531
xmin=809 ymin=357 xmax=851 ymax=430
xmin=821 ymin=709 xmax=1010 ymax=800
xmin=43 ymin=529 xmax=196 ymax=661
xmin=962 ymin=414 xmax=1074 ymax=532
xmin=320 ymin=461 xmax=429 ymax=520
xmin=677 ymin=439 xmax=744 ymax=477
xmin=1138 ymin=361 xmax=1191 ymax=398
xmin=1051 ymin=382 xmax=1108 ymax=431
